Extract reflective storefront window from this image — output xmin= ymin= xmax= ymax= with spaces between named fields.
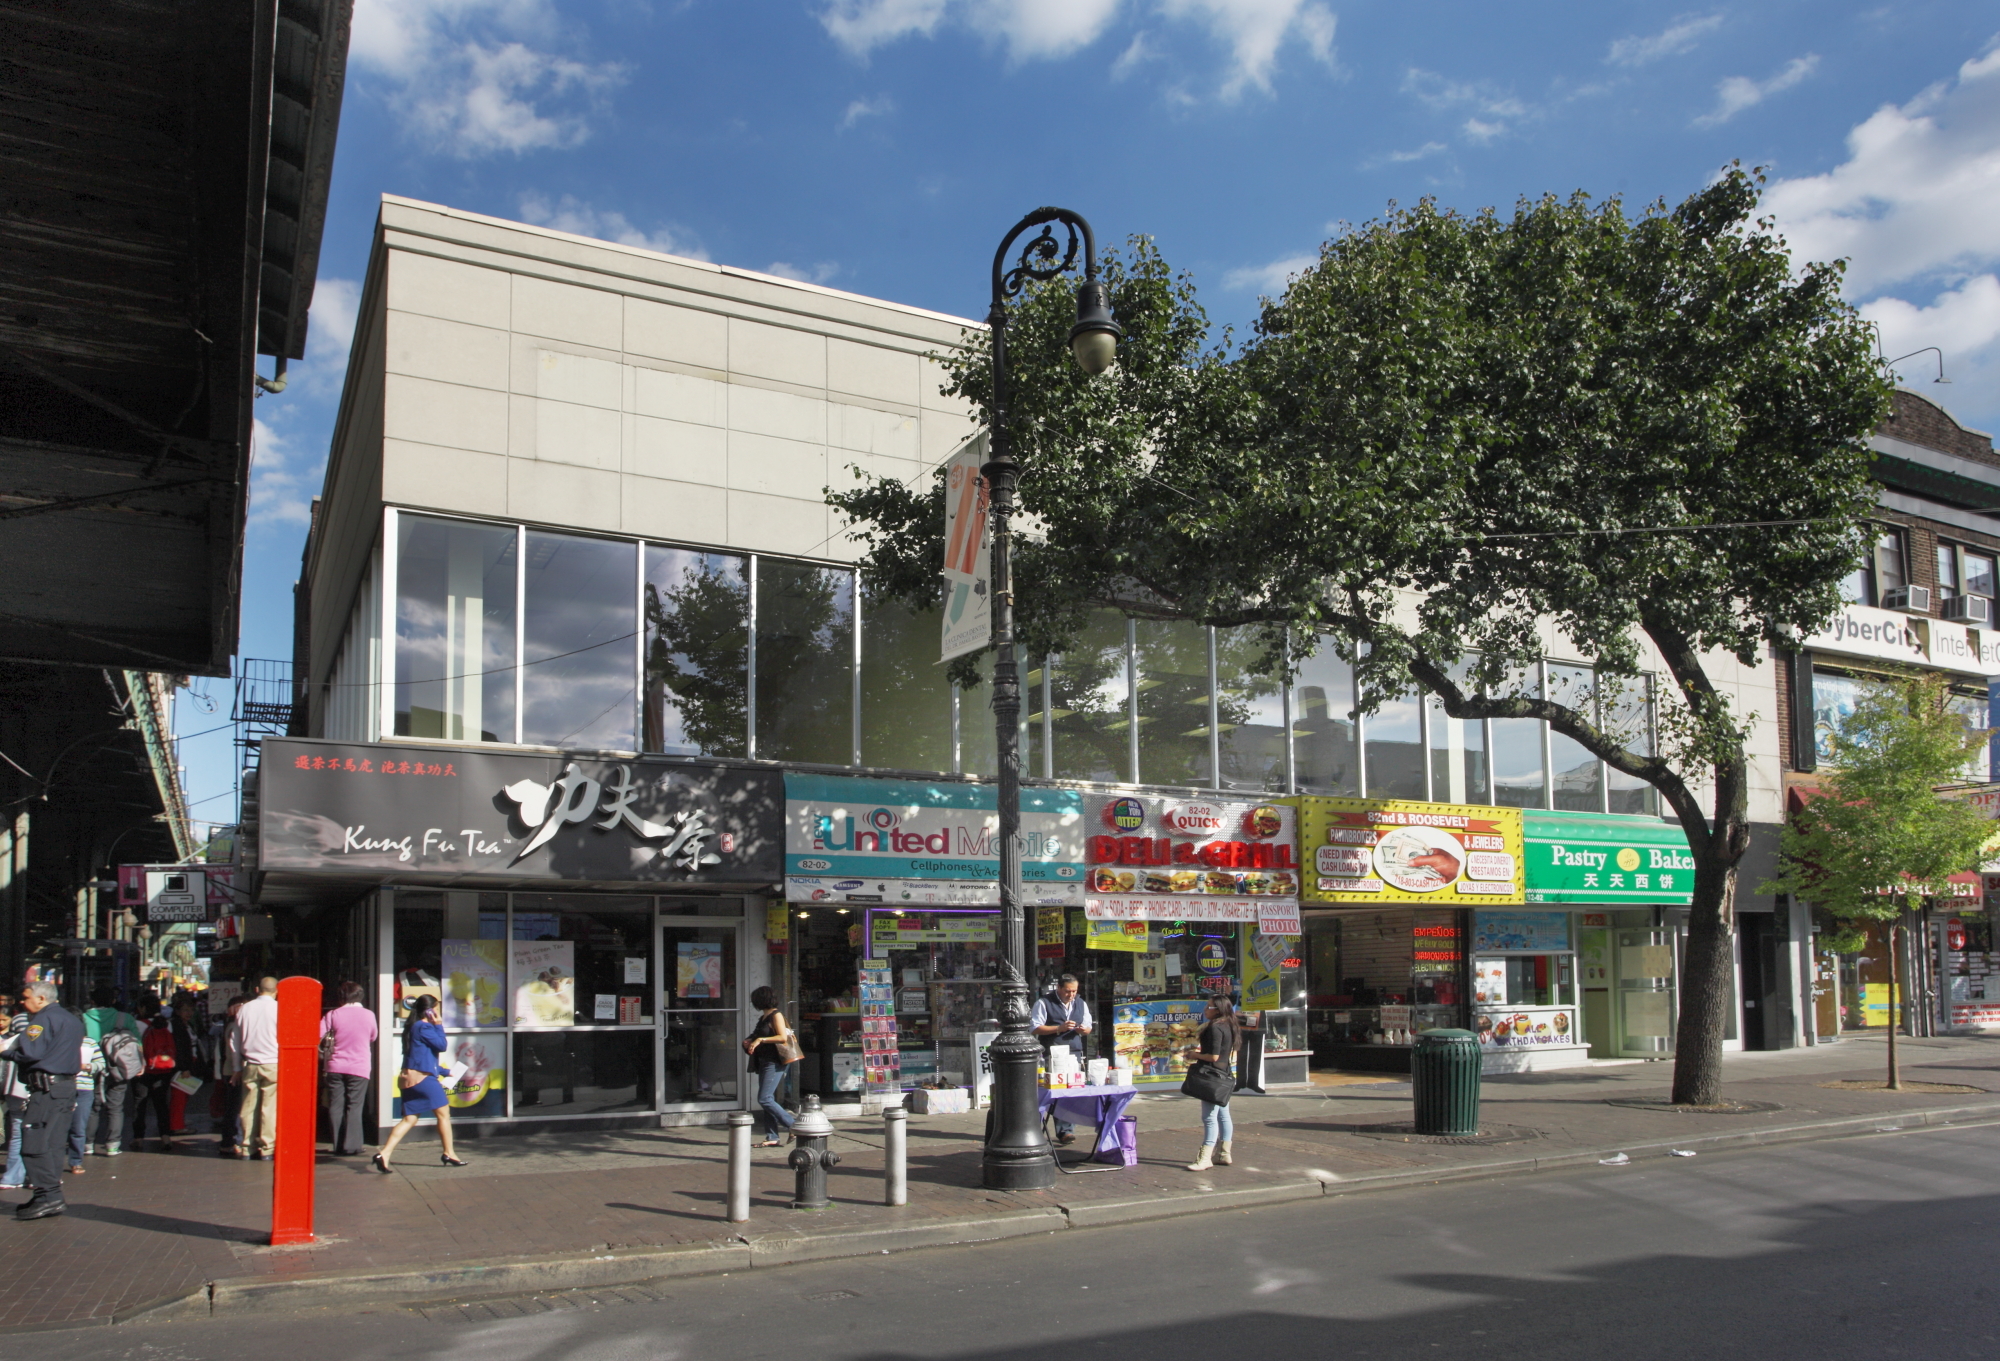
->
xmin=1364 ymin=680 xmax=1425 ymax=801
xmin=859 ymin=590 xmax=952 ymax=772
xmin=1427 ymin=660 xmax=1490 ymax=803
xmin=395 ymin=516 xmax=517 ymax=742
xmin=755 ymin=559 xmax=855 ymax=765
xmin=510 ymin=895 xmax=655 ymax=1027
xmin=522 ymin=531 xmax=638 ymax=750
xmin=1135 ymin=618 xmax=1213 ymax=787
xmin=1293 ymin=644 xmax=1358 ymax=795
xmin=1547 ymin=663 xmax=1602 ymax=812
xmin=1215 ymin=627 xmax=1286 ymax=792
xmin=1050 ymin=610 xmax=1132 ymax=783
xmin=1605 ymin=673 xmax=1658 ymax=815
xmin=643 ymin=546 xmax=747 ymax=756
xmin=1491 ymin=668 xmax=1547 ymax=809
xmin=512 ymin=1030 xmax=656 ymax=1115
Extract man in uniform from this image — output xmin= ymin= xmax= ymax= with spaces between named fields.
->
xmin=2 ymin=981 xmax=83 ymax=1220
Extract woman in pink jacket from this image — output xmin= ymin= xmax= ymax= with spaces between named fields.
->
xmin=319 ymin=982 xmax=378 ymax=1157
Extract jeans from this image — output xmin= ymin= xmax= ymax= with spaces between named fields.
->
xmin=66 ymin=1089 xmax=96 ymax=1165
xmin=92 ymin=1079 xmax=129 ymax=1149
xmin=3 ymin=1096 xmax=24 ymax=1184
xmin=755 ymin=1063 xmax=794 ymax=1138
xmin=1200 ymin=1100 xmax=1233 ymax=1145
xmin=326 ymin=1073 xmax=370 ymax=1153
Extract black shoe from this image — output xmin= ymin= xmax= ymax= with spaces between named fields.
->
xmin=1054 ymin=1132 xmax=1076 ymax=1146
xmin=440 ymin=1154 xmax=467 ymax=1167
xmin=371 ymin=1154 xmax=392 ymax=1174
xmin=15 ymin=1196 xmax=66 ymax=1221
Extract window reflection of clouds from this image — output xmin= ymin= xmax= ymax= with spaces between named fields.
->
xmin=523 ymin=531 xmax=637 ymax=751
xmin=395 ymin=516 xmax=517 ymax=742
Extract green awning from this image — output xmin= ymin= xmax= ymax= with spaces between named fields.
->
xmin=1523 ymin=811 xmax=1695 ymax=906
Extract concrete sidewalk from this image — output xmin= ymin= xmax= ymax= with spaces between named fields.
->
xmin=6 ymin=1033 xmax=1998 ymax=1333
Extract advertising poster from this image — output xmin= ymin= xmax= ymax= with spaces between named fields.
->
xmin=1240 ymin=931 xmax=1299 ymax=1011
xmin=1112 ymin=999 xmax=1208 ymax=1081
xmin=511 ymin=939 xmax=575 ymax=1025
xmin=1082 ymin=794 xmax=1300 ymax=928
xmin=1298 ymin=797 xmax=1524 ymax=905
xmin=444 ymin=1033 xmax=505 ymax=1118
xmin=440 ymin=938 xmax=506 ymax=1028
xmin=676 ymin=941 xmax=725 ymax=999
xmin=1470 ymin=911 xmax=1571 ymax=953
xmin=1086 ymin=918 xmax=1148 ymax=952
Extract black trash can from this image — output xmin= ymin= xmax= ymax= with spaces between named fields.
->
xmin=1411 ymin=1029 xmax=1482 ymax=1136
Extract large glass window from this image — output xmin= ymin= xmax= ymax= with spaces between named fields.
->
xmin=1363 ymin=679 xmax=1425 ymax=800
xmin=1135 ymin=618 xmax=1212 ymax=787
xmin=1050 ymin=610 xmax=1132 ymax=783
xmin=1491 ymin=667 xmax=1546 ymax=808
xmin=1546 ymin=663 xmax=1602 ymax=812
xmin=1293 ymin=644 xmax=1358 ymax=795
xmin=522 ymin=531 xmax=637 ymax=749
xmin=1215 ymin=627 xmax=1286 ymax=792
xmin=859 ymin=589 xmax=952 ymax=772
xmin=1427 ymin=662 xmax=1490 ymax=804
xmin=1605 ymin=673 xmax=1658 ymax=815
xmin=1812 ymin=669 xmax=1870 ymax=764
xmin=395 ymin=516 xmax=517 ymax=742
xmin=509 ymin=894 xmax=655 ymax=1027
xmin=755 ymin=559 xmax=856 ymax=765
xmin=1948 ymin=690 xmax=1988 ymax=783
xmin=643 ymin=547 xmax=747 ymax=756
xmin=513 ymin=1030 xmax=656 ymax=1116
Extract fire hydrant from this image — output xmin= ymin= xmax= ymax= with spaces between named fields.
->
xmin=788 ymin=1093 xmax=840 ymax=1210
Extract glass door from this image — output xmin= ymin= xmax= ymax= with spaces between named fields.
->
xmin=661 ymin=919 xmax=744 ymax=1108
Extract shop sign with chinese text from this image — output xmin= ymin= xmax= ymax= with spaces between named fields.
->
xmin=1082 ymin=793 xmax=1300 ymax=932
xmin=1297 ymin=797 xmax=1524 ymax=905
xmin=1522 ymin=811 xmax=1696 ymax=905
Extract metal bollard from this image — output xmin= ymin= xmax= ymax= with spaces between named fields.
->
xmin=883 ymin=1106 xmax=907 ymax=1206
xmin=788 ymin=1093 xmax=839 ymax=1210
xmin=726 ymin=1111 xmax=753 ymax=1223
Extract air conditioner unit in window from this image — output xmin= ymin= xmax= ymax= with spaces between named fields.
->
xmin=1881 ymin=586 xmax=1931 ymax=614
xmin=1941 ymin=594 xmax=1992 ymax=624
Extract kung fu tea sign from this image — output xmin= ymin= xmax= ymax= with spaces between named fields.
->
xmin=258 ymin=739 xmax=782 ymax=886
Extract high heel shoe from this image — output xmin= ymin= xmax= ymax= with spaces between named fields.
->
xmin=440 ymin=1153 xmax=467 ymax=1167
xmin=371 ymin=1153 xmax=392 ymax=1174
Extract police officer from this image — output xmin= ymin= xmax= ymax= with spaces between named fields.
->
xmin=2 ymin=981 xmax=83 ymax=1220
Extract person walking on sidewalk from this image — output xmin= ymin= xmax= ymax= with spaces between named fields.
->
xmin=134 ymin=1013 xmax=178 ymax=1149
xmin=83 ymin=986 xmax=140 ymax=1156
xmin=212 ymin=996 xmax=247 ymax=1157
xmin=372 ymin=995 xmax=466 ymax=1172
xmin=1 ymin=1005 xmax=27 ymax=1190
xmin=64 ymin=1029 xmax=101 ymax=1175
xmin=166 ymin=999 xmax=209 ymax=1137
xmin=743 ymin=986 xmax=798 ymax=1147
xmin=231 ymin=977 xmax=280 ymax=1160
xmin=1 ymin=980 xmax=85 ymax=1220
xmin=320 ymin=982 xmax=376 ymax=1157
xmin=1183 ymin=994 xmax=1240 ymax=1172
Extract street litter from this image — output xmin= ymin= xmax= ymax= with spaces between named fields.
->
xmin=1599 ymin=1153 xmax=1631 ymax=1166
xmin=1669 ymin=1149 xmax=1697 ymax=1158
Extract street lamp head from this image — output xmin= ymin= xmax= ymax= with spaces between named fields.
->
xmin=1068 ymin=279 xmax=1122 ymax=376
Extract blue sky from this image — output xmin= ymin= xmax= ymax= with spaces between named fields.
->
xmin=178 ymin=1 xmax=2000 ymax=830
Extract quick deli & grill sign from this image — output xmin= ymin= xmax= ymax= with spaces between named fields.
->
xmin=258 ymin=739 xmax=781 ymax=885
xmin=1083 ymin=793 xmax=1301 ymax=934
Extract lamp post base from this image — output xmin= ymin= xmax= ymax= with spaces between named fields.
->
xmin=980 ymin=996 xmax=1055 ymax=1191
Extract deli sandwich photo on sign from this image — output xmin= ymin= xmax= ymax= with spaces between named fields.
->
xmin=1297 ymin=798 xmax=1525 ymax=905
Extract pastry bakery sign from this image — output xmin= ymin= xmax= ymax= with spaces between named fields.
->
xmin=257 ymin=739 xmax=782 ymax=885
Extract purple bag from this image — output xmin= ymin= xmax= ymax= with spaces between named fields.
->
xmin=1094 ymin=1114 xmax=1139 ymax=1167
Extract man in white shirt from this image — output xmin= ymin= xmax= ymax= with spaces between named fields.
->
xmin=229 ymin=978 xmax=280 ymax=1159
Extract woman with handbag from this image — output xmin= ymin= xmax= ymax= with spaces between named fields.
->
xmin=319 ymin=981 xmax=377 ymax=1157
xmin=743 ymin=986 xmax=799 ymax=1147
xmin=135 ymin=1013 xmax=178 ymax=1149
xmin=1181 ymin=994 xmax=1240 ymax=1171
xmin=372 ymin=995 xmax=466 ymax=1172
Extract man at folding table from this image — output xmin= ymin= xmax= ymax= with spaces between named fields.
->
xmin=1031 ymin=974 xmax=1093 ymax=1146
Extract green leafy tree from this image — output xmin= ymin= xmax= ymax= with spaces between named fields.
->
xmin=1763 ymin=674 xmax=1993 ymax=1088
xmin=830 ymin=169 xmax=1889 ymax=1105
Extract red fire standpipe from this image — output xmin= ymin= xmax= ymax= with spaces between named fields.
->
xmin=270 ymin=975 xmax=323 ymax=1245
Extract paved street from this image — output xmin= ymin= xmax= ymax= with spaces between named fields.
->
xmin=36 ymin=1118 xmax=2000 ymax=1361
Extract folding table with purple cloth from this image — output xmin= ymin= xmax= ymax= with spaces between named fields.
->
xmin=1037 ymin=1083 xmax=1139 ymax=1171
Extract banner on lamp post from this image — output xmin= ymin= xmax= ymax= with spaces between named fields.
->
xmin=940 ymin=436 xmax=992 ymax=663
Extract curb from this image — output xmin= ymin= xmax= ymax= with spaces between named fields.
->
xmin=11 ymin=1097 xmax=2000 ymax=1331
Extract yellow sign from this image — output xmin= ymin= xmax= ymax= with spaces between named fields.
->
xmin=1086 ymin=918 xmax=1147 ymax=952
xmin=1296 ymin=797 xmax=1525 ymax=905
xmin=1036 ymin=907 xmax=1064 ymax=946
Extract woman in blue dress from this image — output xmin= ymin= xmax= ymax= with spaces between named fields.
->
xmin=373 ymin=995 xmax=468 ymax=1171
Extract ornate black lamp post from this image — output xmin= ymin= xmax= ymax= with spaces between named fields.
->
xmin=980 ymin=208 xmax=1121 ymax=1192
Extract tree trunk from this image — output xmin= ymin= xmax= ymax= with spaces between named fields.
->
xmin=1669 ymin=838 xmax=1742 ymax=1106
xmin=1886 ymin=916 xmax=1901 ymax=1091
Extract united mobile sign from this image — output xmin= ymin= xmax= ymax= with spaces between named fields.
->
xmin=258 ymin=739 xmax=782 ymax=885
xmin=1082 ymin=793 xmax=1301 ymax=934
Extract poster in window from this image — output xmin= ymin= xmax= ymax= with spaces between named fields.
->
xmin=511 ymin=939 xmax=575 ymax=1025
xmin=442 ymin=1032 xmax=505 ymax=1118
xmin=677 ymin=940 xmax=725 ymax=998
xmin=440 ymin=939 xmax=506 ymax=1028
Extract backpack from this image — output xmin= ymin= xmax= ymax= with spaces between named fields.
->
xmin=101 ymin=1028 xmax=146 ymax=1082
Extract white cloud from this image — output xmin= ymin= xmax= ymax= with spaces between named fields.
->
xmin=248 ymin=278 xmax=361 ymax=525
xmin=839 ymin=94 xmax=895 ymax=130
xmin=821 ymin=0 xmax=1334 ymax=97
xmin=350 ymin=0 xmax=624 ymax=157
xmin=1403 ymin=68 xmax=1529 ymax=140
xmin=764 ymin=261 xmax=843 ymax=285
xmin=1378 ymin=140 xmax=1447 ymax=164
xmin=1766 ymin=42 xmax=2000 ymax=426
xmin=517 ymin=192 xmax=708 ymax=261
xmin=1693 ymin=53 xmax=1818 ymax=128
xmin=1607 ymin=13 xmax=1722 ymax=67
xmin=819 ymin=0 xmax=951 ymax=57
xmin=1463 ymin=117 xmax=1503 ymax=143
xmin=1223 ymin=252 xmax=1316 ymax=294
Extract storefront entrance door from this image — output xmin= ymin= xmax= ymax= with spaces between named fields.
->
xmin=661 ymin=920 xmax=743 ymax=1109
